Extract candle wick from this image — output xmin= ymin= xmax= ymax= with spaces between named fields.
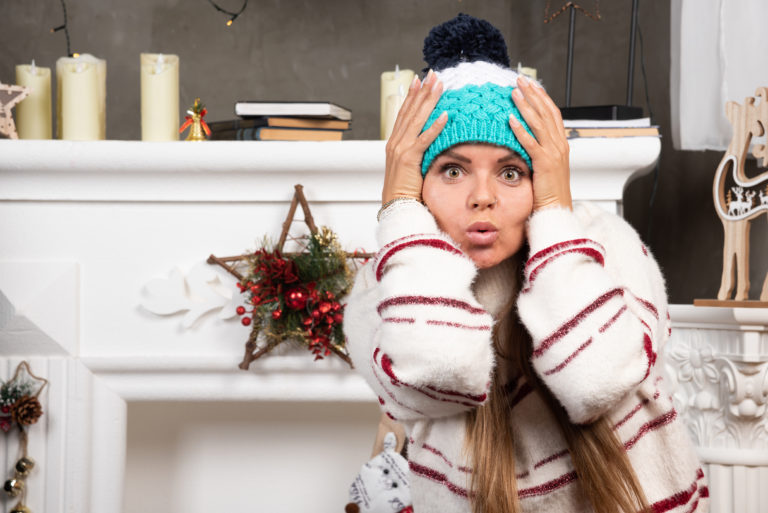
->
xmin=395 ymin=64 xmax=399 ymax=80
xmin=31 ymin=59 xmax=37 ymax=75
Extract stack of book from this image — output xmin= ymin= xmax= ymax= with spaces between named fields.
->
xmin=210 ymin=101 xmax=351 ymax=141
xmin=562 ymin=117 xmax=659 ymax=139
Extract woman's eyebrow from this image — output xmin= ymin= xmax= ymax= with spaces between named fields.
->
xmin=442 ymin=150 xmax=472 ymax=163
xmin=497 ymin=153 xmax=522 ymax=163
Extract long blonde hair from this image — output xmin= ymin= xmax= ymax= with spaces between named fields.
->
xmin=465 ymin=258 xmax=650 ymax=513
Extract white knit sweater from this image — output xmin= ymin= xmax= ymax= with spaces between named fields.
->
xmin=344 ymin=200 xmax=708 ymax=513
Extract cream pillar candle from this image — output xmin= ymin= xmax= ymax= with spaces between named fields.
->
xmin=56 ymin=54 xmax=106 ymax=140
xmin=15 ymin=61 xmax=52 ymax=139
xmin=140 ymin=53 xmax=179 ymax=141
xmin=380 ymin=66 xmax=414 ymax=139
xmin=516 ymin=62 xmax=538 ymax=81
xmin=383 ymin=85 xmax=406 ymax=140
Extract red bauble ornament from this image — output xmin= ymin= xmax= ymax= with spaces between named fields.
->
xmin=285 ymin=287 xmax=309 ymax=310
xmin=241 ymin=317 xmax=252 ymax=326
xmin=272 ymin=309 xmax=282 ymax=320
xmin=236 ymin=306 xmax=246 ymax=316
xmin=332 ymin=302 xmax=341 ymax=311
xmin=318 ymin=301 xmax=331 ymax=314
xmin=302 ymin=317 xmax=313 ymax=327
xmin=311 ymin=309 xmax=321 ymax=319
xmin=333 ymin=313 xmax=343 ymax=324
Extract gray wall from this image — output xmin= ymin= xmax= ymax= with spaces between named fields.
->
xmin=2 ymin=0 xmax=766 ymax=304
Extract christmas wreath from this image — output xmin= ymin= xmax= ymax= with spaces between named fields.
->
xmin=208 ymin=184 xmax=372 ymax=370
xmin=235 ymin=226 xmax=354 ymax=365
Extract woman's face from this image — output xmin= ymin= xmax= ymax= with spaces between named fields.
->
xmin=422 ymin=143 xmax=533 ymax=269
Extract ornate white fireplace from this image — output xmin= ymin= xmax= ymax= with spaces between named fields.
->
xmin=3 ymin=137 xmax=763 ymax=513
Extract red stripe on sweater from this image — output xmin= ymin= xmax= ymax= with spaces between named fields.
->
xmin=543 ymin=337 xmax=593 ymax=376
xmin=624 ymin=409 xmax=677 ymax=451
xmin=650 ymin=469 xmax=706 ymax=513
xmin=524 ymin=247 xmax=605 ymax=291
xmin=377 ymin=351 xmax=480 ymax=409
xmin=518 ymin=471 xmax=578 ymax=499
xmin=635 ymin=296 xmax=659 ymax=319
xmin=369 ymin=361 xmax=427 ymax=417
xmin=376 ymin=238 xmax=463 ymax=281
xmin=420 ymin=443 xmax=472 ymax=474
xmin=424 ymin=384 xmax=487 ymax=403
xmin=376 ymin=233 xmax=431 ymax=257
xmin=426 ymin=319 xmax=492 ymax=331
xmin=532 ymin=288 xmax=624 ymax=358
xmin=533 ymin=448 xmax=569 ymax=469
xmin=408 ymin=461 xmax=472 ymax=498
xmin=382 ymin=317 xmax=416 ymax=324
xmin=526 ymin=238 xmax=605 ymax=269
xmin=642 ymin=333 xmax=657 ymax=381
xmin=599 ymin=305 xmax=628 ymax=333
xmin=377 ymin=295 xmax=487 ymax=316
xmin=613 ymin=398 xmax=650 ymax=430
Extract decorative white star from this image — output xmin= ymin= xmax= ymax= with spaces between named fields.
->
xmin=0 ymin=82 xmax=30 ymax=139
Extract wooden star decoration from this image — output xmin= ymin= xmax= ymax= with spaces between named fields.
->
xmin=0 ymin=82 xmax=30 ymax=140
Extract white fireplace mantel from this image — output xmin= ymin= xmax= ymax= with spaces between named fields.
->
xmin=0 ymin=138 xmax=659 ymax=205
xmin=1 ymin=137 xmax=670 ymax=513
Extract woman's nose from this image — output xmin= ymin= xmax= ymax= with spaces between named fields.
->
xmin=469 ymin=178 xmax=496 ymax=209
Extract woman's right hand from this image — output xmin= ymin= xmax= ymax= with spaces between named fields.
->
xmin=382 ymin=70 xmax=448 ymax=205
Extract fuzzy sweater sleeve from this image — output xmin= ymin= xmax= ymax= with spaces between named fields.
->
xmin=343 ymin=200 xmax=495 ymax=422
xmin=516 ymin=202 xmax=670 ymax=424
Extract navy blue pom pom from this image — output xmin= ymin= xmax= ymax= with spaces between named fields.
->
xmin=422 ymin=13 xmax=510 ymax=72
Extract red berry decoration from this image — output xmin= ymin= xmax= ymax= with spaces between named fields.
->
xmin=311 ymin=309 xmax=321 ymax=319
xmin=241 ymin=316 xmax=252 ymax=326
xmin=333 ymin=313 xmax=343 ymax=324
xmin=318 ymin=301 xmax=331 ymax=314
xmin=272 ymin=309 xmax=282 ymax=320
xmin=236 ymin=306 xmax=246 ymax=316
xmin=285 ymin=287 xmax=309 ymax=310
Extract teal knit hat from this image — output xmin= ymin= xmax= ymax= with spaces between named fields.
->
xmin=420 ymin=14 xmax=536 ymax=176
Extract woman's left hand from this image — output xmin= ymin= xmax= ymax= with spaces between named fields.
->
xmin=508 ymin=75 xmax=572 ymax=211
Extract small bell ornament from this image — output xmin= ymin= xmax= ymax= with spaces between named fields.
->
xmin=179 ymin=98 xmax=211 ymax=141
xmin=3 ymin=477 xmax=24 ymax=497
xmin=15 ymin=456 xmax=35 ymax=477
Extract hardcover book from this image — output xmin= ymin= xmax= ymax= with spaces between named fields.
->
xmin=234 ymin=101 xmax=351 ymax=121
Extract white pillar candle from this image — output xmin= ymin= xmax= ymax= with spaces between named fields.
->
xmin=15 ymin=61 xmax=52 ymax=139
xmin=383 ymin=85 xmax=406 ymax=140
xmin=140 ymin=53 xmax=179 ymax=141
xmin=380 ymin=66 xmax=415 ymax=139
xmin=516 ymin=62 xmax=538 ymax=81
xmin=56 ymin=54 xmax=106 ymax=140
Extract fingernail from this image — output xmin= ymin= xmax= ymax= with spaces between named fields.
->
xmin=410 ymin=75 xmax=419 ymax=89
xmin=432 ymin=78 xmax=442 ymax=92
xmin=509 ymin=114 xmax=520 ymax=127
xmin=512 ymin=88 xmax=523 ymax=99
xmin=439 ymin=111 xmax=448 ymax=121
xmin=426 ymin=69 xmax=434 ymax=81
xmin=517 ymin=75 xmax=528 ymax=86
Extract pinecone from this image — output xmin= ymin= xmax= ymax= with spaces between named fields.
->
xmin=12 ymin=395 xmax=42 ymax=426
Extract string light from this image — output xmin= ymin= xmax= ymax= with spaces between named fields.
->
xmin=50 ymin=0 xmax=75 ymax=57
xmin=207 ymin=0 xmax=249 ymax=27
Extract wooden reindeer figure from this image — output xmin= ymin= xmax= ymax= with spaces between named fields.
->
xmin=712 ymin=86 xmax=768 ymax=302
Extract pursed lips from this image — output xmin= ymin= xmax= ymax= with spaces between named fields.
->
xmin=466 ymin=221 xmax=499 ymax=246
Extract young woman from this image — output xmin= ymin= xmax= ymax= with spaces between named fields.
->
xmin=344 ymin=14 xmax=707 ymax=513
